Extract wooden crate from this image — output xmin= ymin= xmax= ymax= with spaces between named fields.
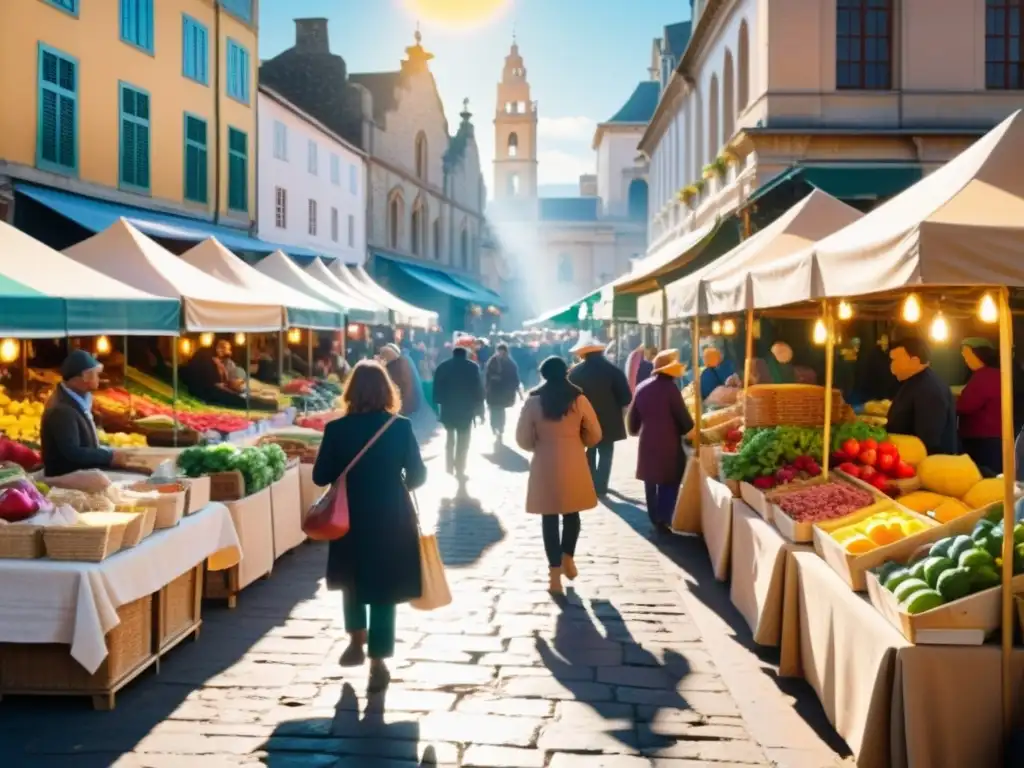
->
xmin=183 ymin=475 xmax=211 ymax=514
xmin=812 ymin=503 xmax=942 ymax=591
xmin=866 ymin=569 xmax=1024 ymax=644
xmin=209 ymin=470 xmax=246 ymax=502
xmin=155 ymin=565 xmax=203 ymax=653
xmin=270 ymin=465 xmax=305 ymax=559
xmin=739 ymin=482 xmax=772 ymax=521
xmin=771 ymin=475 xmax=887 ymax=544
xmin=0 ymin=595 xmax=155 ymax=710
xmin=204 ymin=488 xmax=274 ymax=607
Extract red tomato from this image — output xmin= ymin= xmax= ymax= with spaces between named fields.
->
xmin=858 ymin=448 xmax=878 ymax=467
xmin=861 ymin=438 xmax=878 ymax=451
xmin=869 ymin=473 xmax=891 ymax=491
xmin=838 ymin=462 xmax=862 ymax=478
xmin=877 ymin=452 xmax=897 ymax=473
xmin=877 ymin=441 xmax=899 ymax=458
xmin=860 ymin=466 xmax=878 ymax=482
xmin=895 ymin=461 xmax=916 ymax=479
xmin=842 ymin=438 xmax=860 ymax=460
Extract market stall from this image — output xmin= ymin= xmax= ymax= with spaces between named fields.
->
xmin=305 ymin=258 xmax=388 ymax=325
xmin=330 ymin=262 xmax=438 ymax=329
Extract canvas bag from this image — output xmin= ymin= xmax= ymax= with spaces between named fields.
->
xmin=302 ymin=415 xmax=396 ymax=541
xmin=409 ymin=493 xmax=452 ymax=611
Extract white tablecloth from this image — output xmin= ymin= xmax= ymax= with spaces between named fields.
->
xmin=0 ymin=503 xmax=241 ymax=674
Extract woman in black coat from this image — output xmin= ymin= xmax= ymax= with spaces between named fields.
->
xmin=312 ymin=360 xmax=427 ymax=692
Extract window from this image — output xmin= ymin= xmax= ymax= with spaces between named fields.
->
xmin=273 ymin=121 xmax=287 ymax=161
xmin=508 ymin=173 xmax=520 ymax=196
xmin=226 ymin=39 xmax=250 ymax=104
xmin=348 ymin=215 xmax=355 ymax=247
xmin=507 ymin=132 xmax=518 ymax=158
xmin=118 ymin=83 xmax=150 ymax=191
xmin=227 ymin=127 xmax=248 ymax=212
xmin=330 ymin=207 xmax=339 ymax=242
xmin=330 ymin=154 xmax=340 ymax=185
xmin=221 ymin=0 xmax=252 ymax=23
xmin=349 ymin=164 xmax=358 ymax=194
xmin=308 ymin=199 xmax=318 ymax=236
xmin=459 ymin=226 xmax=469 ymax=269
xmin=388 ymin=192 xmax=403 ymax=249
xmin=415 ymin=132 xmax=428 ymax=181
xmin=43 ymin=0 xmax=77 ymax=15
xmin=36 ymin=44 xmax=77 ymax=175
xmin=411 ymin=198 xmax=423 ymax=256
xmin=986 ymin=1 xmax=1024 ymax=89
xmin=558 ymin=254 xmax=573 ymax=283
xmin=307 ymin=140 xmax=318 ymax=175
xmin=183 ymin=114 xmax=208 ymax=204
xmin=182 ymin=15 xmax=209 ymax=85
xmin=120 ymin=0 xmax=154 ymax=54
xmin=274 ymin=187 xmax=287 ymax=228
xmin=836 ymin=0 xmax=893 ymax=90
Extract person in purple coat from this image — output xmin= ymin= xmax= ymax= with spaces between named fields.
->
xmin=627 ymin=349 xmax=695 ymax=533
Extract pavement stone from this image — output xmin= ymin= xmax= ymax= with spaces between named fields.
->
xmin=0 ymin=408 xmax=849 ymax=767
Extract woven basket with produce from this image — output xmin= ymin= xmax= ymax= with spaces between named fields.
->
xmin=744 ymin=384 xmax=848 ymax=428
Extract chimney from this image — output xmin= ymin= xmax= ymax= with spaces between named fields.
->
xmin=295 ymin=18 xmax=330 ymax=53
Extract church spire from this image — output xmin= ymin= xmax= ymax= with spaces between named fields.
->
xmin=402 ymin=24 xmax=434 ymax=74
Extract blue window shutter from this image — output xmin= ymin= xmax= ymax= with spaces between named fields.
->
xmin=228 ymin=127 xmax=248 ymax=212
xmin=184 ymin=114 xmax=208 ymax=204
xmin=198 ymin=24 xmax=208 ymax=83
xmin=119 ymin=83 xmax=151 ymax=190
xmin=121 ymin=0 xmax=154 ymax=53
xmin=182 ymin=16 xmax=209 ymax=85
xmin=37 ymin=45 xmax=77 ymax=174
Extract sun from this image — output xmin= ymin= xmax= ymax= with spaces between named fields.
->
xmin=401 ymin=0 xmax=513 ymax=29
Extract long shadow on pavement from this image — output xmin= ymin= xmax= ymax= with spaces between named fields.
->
xmin=482 ymin=443 xmax=529 ymax=473
xmin=601 ymin=492 xmax=852 ymax=758
xmin=0 ymin=545 xmax=324 ymax=767
xmin=432 ymin=489 xmax=506 ymax=568
xmin=259 ymin=682 xmax=440 ymax=766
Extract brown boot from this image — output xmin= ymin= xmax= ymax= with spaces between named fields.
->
xmin=562 ymin=554 xmax=578 ymax=581
xmin=548 ymin=567 xmax=563 ymax=595
xmin=339 ymin=629 xmax=367 ymax=667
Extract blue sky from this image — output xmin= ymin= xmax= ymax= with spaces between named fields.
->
xmin=260 ymin=0 xmax=688 ymax=196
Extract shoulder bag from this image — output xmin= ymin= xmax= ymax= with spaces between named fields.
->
xmin=409 ymin=492 xmax=453 ymax=611
xmin=303 ymin=415 xmax=397 ymax=541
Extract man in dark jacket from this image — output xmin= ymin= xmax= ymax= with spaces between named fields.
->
xmin=886 ymin=336 xmax=957 ymax=455
xmin=433 ymin=346 xmax=484 ymax=477
xmin=41 ymin=350 xmax=131 ymax=477
xmin=568 ymin=336 xmax=632 ymax=495
xmin=484 ymin=343 xmax=521 ymax=443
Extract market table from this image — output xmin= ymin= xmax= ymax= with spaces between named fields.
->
xmin=701 ymin=470 xmax=734 ymax=581
xmin=0 ymin=503 xmax=240 ymax=709
xmin=729 ymin=501 xmax=811 ymax=646
xmin=671 ymin=455 xmax=703 ymax=534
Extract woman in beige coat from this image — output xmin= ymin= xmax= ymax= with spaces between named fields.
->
xmin=516 ymin=356 xmax=603 ymax=594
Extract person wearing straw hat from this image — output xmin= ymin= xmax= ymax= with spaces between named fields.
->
xmin=957 ymin=337 xmax=1002 ymax=474
xmin=568 ymin=332 xmax=632 ymax=496
xmin=627 ymin=349 xmax=695 ymax=533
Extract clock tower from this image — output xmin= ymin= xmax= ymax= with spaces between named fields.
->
xmin=493 ymin=38 xmax=538 ymax=200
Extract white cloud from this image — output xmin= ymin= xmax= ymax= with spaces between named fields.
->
xmin=537 ymin=150 xmax=595 ymax=186
xmin=537 ymin=116 xmax=596 ymax=143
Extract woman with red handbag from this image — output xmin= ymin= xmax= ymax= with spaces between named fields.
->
xmin=311 ymin=360 xmax=427 ymax=693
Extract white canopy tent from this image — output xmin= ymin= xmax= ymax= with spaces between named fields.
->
xmin=254 ymin=250 xmax=353 ymax=317
xmin=304 ymin=258 xmax=388 ymax=325
xmin=330 ymin=262 xmax=437 ymax=329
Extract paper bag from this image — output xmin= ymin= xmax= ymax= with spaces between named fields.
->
xmin=410 ymin=532 xmax=451 ymax=611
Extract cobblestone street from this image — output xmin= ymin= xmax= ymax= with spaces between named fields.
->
xmin=0 ymin=418 xmax=851 ymax=768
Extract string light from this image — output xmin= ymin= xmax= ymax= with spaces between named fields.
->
xmin=199 ymin=332 xmax=215 ymax=347
xmin=0 ymin=338 xmax=19 ymax=364
xmin=178 ymin=338 xmax=193 ymax=357
xmin=722 ymin=319 xmax=737 ymax=336
xmin=901 ymin=294 xmax=921 ymax=323
xmin=929 ymin=312 xmax=950 ymax=343
xmin=94 ymin=336 xmax=111 ymax=356
xmin=234 ymin=333 xmax=246 ymax=346
xmin=837 ymin=301 xmax=853 ymax=321
xmin=812 ymin=319 xmax=828 ymax=345
xmin=287 ymin=328 xmax=302 ymax=344
xmin=978 ymin=293 xmax=998 ymax=324
xmin=711 ymin=320 xmax=722 ymax=335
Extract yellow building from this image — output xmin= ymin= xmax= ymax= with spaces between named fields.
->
xmin=0 ymin=0 xmax=261 ymax=242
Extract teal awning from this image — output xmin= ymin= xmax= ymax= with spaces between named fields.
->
xmin=524 ymin=288 xmax=601 ymax=328
xmin=747 ymin=164 xmax=924 ymax=207
xmin=375 ymin=253 xmax=505 ymax=308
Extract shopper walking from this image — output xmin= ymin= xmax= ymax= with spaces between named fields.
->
xmin=568 ymin=334 xmax=632 ymax=495
xmin=516 ymin=356 xmax=602 ymax=595
xmin=484 ymin=342 xmax=521 ymax=443
xmin=433 ymin=345 xmax=485 ymax=477
xmin=312 ymin=360 xmax=427 ymax=693
xmin=627 ymin=350 xmax=695 ymax=533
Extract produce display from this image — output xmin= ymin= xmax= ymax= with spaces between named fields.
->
xmin=775 ymin=481 xmax=875 ymax=524
xmin=127 ymin=367 xmax=274 ymax=418
xmin=721 ymin=426 xmax=823 ymax=487
xmin=97 ymin=430 xmax=148 ymax=448
xmin=0 ymin=388 xmax=45 ymax=444
xmin=858 ymin=399 xmax=890 ymax=428
xmin=895 ymin=456 xmax=1001 ymax=523
xmin=873 ymin=506 xmax=1024 ymax=614
xmin=0 ymin=436 xmax=42 ymax=471
xmin=95 ymin=389 xmax=252 ymax=434
xmin=176 ymin=443 xmax=288 ymax=495
xmin=831 ymin=435 xmax=917 ymax=495
xmin=915 ymin=454 xmax=983 ymax=499
xmin=0 ymin=468 xmax=50 ymax=522
xmin=294 ymin=411 xmax=342 ymax=432
xmin=284 ymin=377 xmax=343 ymax=412
xmin=828 ymin=503 xmax=931 ymax=554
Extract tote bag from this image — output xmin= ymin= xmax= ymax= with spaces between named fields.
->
xmin=409 ymin=493 xmax=452 ymax=611
xmin=302 ymin=415 xmax=396 ymax=541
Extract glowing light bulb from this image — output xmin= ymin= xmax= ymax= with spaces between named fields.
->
xmin=711 ymin=320 xmax=722 ymax=335
xmin=722 ymin=319 xmax=737 ymax=336
xmin=287 ymin=328 xmax=302 ymax=345
xmin=979 ymin=293 xmax=998 ymax=324
xmin=178 ymin=338 xmax=193 ymax=357
xmin=902 ymin=294 xmax=921 ymax=323
xmin=837 ymin=301 xmax=853 ymax=321
xmin=234 ymin=333 xmax=246 ymax=346
xmin=199 ymin=332 xmax=214 ymax=348
xmin=812 ymin=319 xmax=828 ymax=345
xmin=95 ymin=335 xmax=111 ymax=356
xmin=929 ymin=313 xmax=950 ymax=343
xmin=0 ymin=338 xmax=19 ymax=364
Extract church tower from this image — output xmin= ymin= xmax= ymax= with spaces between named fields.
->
xmin=493 ymin=38 xmax=538 ymax=201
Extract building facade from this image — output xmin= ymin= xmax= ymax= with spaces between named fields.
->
xmin=0 ymin=0 xmax=259 ymax=240
xmin=641 ymin=0 xmax=1023 ymax=258
xmin=257 ymin=86 xmax=367 ymax=263
xmin=488 ymin=41 xmax=651 ymax=323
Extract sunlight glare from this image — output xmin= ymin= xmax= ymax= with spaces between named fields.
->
xmin=402 ymin=0 xmax=513 ymax=29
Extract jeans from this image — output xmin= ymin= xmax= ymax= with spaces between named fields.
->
xmin=542 ymin=513 xmax=581 ymax=568
xmin=489 ymin=406 xmax=507 ymax=435
xmin=343 ymin=592 xmax=396 ymax=659
xmin=586 ymin=441 xmax=615 ymax=495
xmin=645 ymin=481 xmax=680 ymax=527
xmin=445 ymin=424 xmax=472 ymax=475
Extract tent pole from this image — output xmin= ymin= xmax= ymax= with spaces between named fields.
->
xmin=172 ymin=340 xmax=179 ymax=448
xmin=661 ymin=287 xmax=669 ymax=350
xmin=692 ymin=318 xmax=702 ymax=459
xmin=308 ymin=329 xmax=314 ymax=376
xmin=821 ymin=300 xmax=835 ymax=478
xmin=998 ymin=286 xmax=1016 ymax=737
xmin=124 ymin=336 xmax=131 ymax=422
xmin=278 ymin=330 xmax=284 ymax=385
xmin=743 ymin=308 xmax=754 ymax=391
xmin=20 ymin=339 xmax=27 ymax=396
xmin=244 ymin=335 xmax=251 ymax=421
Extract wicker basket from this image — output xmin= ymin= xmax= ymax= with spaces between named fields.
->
xmin=0 ymin=525 xmax=44 ymax=559
xmin=112 ymin=507 xmax=156 ymax=548
xmin=47 ymin=488 xmax=116 ymax=513
xmin=744 ymin=384 xmax=846 ymax=428
xmin=43 ymin=515 xmax=129 ymax=562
